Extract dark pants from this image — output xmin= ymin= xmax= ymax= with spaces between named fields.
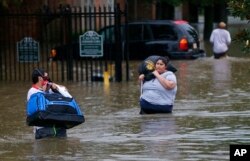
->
xmin=214 ymin=52 xmax=227 ymax=59
xmin=140 ymin=98 xmax=173 ymax=114
xmin=35 ymin=127 xmax=67 ymax=139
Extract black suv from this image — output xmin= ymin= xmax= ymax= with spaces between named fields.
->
xmin=51 ymin=20 xmax=205 ymax=60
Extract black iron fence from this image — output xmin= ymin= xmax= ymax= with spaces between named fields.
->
xmin=0 ymin=3 xmax=128 ymax=82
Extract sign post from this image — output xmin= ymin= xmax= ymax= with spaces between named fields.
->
xmin=17 ymin=37 xmax=40 ymax=62
xmin=79 ymin=31 xmax=103 ymax=57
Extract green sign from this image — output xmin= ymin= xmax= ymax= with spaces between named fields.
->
xmin=79 ymin=31 xmax=103 ymax=57
xmin=17 ymin=37 xmax=40 ymax=62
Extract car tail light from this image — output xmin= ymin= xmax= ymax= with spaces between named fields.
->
xmin=179 ymin=38 xmax=188 ymax=51
xmin=174 ymin=20 xmax=188 ymax=25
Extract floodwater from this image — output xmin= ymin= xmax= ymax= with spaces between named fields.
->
xmin=1 ymin=55 xmax=250 ymax=161
xmin=1 ymin=21 xmax=250 ymax=160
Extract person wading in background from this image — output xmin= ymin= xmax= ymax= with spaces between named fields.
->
xmin=210 ymin=21 xmax=232 ymax=59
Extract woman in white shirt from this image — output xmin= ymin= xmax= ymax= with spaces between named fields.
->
xmin=138 ymin=56 xmax=177 ymax=114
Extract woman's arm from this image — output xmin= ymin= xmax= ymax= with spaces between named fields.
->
xmin=153 ymin=71 xmax=176 ymax=90
xmin=138 ymin=74 xmax=145 ymax=82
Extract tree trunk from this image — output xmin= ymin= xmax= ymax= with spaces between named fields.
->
xmin=204 ymin=5 xmax=214 ymax=40
xmin=213 ymin=2 xmax=228 ymax=23
xmin=156 ymin=2 xmax=174 ymax=20
xmin=188 ymin=2 xmax=198 ymax=23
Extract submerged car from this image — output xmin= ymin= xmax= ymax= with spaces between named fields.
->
xmin=51 ymin=20 xmax=206 ymax=60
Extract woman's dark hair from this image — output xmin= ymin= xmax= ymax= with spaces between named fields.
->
xmin=156 ymin=56 xmax=169 ymax=68
xmin=32 ymin=68 xmax=45 ymax=84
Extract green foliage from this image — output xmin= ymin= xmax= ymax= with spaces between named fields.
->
xmin=188 ymin=0 xmax=212 ymax=6
xmin=185 ymin=0 xmax=229 ymax=6
xmin=234 ymin=28 xmax=250 ymax=54
xmin=0 ymin=0 xmax=23 ymax=7
xmin=228 ymin=0 xmax=250 ymax=20
xmin=228 ymin=0 xmax=250 ymax=53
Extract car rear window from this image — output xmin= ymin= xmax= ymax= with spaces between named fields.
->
xmin=128 ymin=24 xmax=143 ymax=41
xmin=178 ymin=24 xmax=199 ymax=41
xmin=99 ymin=26 xmax=115 ymax=43
xmin=149 ymin=24 xmax=178 ymax=40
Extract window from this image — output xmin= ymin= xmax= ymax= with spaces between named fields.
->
xmin=150 ymin=24 xmax=177 ymax=40
xmin=99 ymin=26 xmax=115 ymax=43
xmin=128 ymin=24 xmax=143 ymax=41
xmin=180 ymin=24 xmax=199 ymax=41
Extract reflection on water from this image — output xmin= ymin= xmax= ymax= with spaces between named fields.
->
xmin=212 ymin=58 xmax=231 ymax=90
xmin=1 ymin=56 xmax=250 ymax=161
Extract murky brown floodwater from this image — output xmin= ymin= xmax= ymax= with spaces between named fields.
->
xmin=1 ymin=55 xmax=250 ymax=161
xmin=1 ymin=20 xmax=250 ymax=160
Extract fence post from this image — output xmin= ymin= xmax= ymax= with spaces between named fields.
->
xmin=64 ymin=5 xmax=74 ymax=81
xmin=124 ymin=0 xmax=129 ymax=81
xmin=114 ymin=4 xmax=122 ymax=82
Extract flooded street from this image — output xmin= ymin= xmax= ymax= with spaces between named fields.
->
xmin=1 ymin=17 xmax=250 ymax=161
xmin=1 ymin=55 xmax=250 ymax=160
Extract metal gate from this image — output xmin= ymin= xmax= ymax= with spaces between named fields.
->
xmin=0 ymin=3 xmax=128 ymax=82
